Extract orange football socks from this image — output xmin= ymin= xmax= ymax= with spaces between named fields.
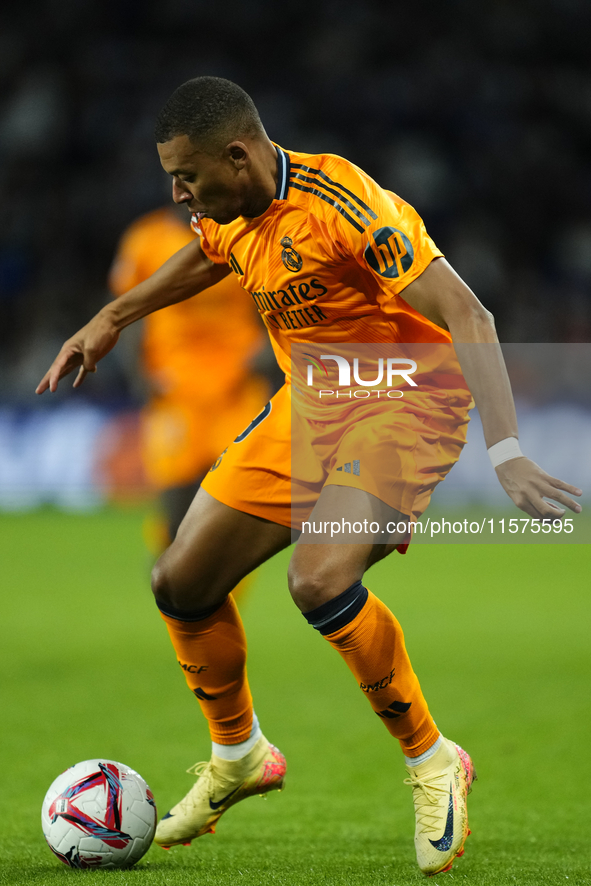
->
xmin=304 ymin=581 xmax=439 ymax=757
xmin=159 ymin=595 xmax=253 ymax=745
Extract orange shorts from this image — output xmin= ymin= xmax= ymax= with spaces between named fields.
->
xmin=202 ymin=383 xmax=470 ymax=530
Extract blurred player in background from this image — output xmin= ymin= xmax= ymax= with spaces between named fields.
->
xmin=109 ymin=203 xmax=272 ymax=550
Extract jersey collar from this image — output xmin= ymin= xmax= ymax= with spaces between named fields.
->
xmin=274 ymin=146 xmax=291 ymax=201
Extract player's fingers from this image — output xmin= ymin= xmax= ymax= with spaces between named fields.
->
xmin=526 ymin=489 xmax=583 ymax=520
xmin=547 ymin=476 xmax=583 ymax=497
xmin=536 ymin=499 xmax=566 ymax=520
xmin=516 ymin=499 xmax=552 ymax=520
xmin=73 ymin=364 xmax=96 ymax=387
xmin=48 ymin=362 xmax=66 ymax=393
xmin=49 ymin=350 xmax=87 ymax=391
xmin=536 ymin=481 xmax=582 ymax=514
xmin=548 ymin=494 xmax=581 ymax=514
xmin=47 ymin=354 xmax=70 ymax=392
xmin=512 ymin=484 xmax=567 ymax=519
xmin=73 ymin=366 xmax=88 ymax=388
xmin=35 ymin=372 xmax=51 ymax=395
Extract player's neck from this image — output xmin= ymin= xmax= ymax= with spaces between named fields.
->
xmin=240 ymin=137 xmax=281 ymax=221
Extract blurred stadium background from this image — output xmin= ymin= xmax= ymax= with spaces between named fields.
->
xmin=0 ymin=0 xmax=590 ymax=508
xmin=1 ymin=7 xmax=590 ymax=883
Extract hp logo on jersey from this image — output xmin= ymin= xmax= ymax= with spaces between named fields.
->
xmin=364 ymin=226 xmax=414 ymax=278
xmin=280 ymin=236 xmax=303 ymax=272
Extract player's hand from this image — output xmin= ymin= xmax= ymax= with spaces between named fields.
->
xmin=495 ymin=457 xmax=582 ymax=519
xmin=35 ymin=312 xmax=120 ymax=394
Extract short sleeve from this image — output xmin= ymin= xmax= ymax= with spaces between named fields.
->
xmin=190 ymin=216 xmax=227 ymax=264
xmin=331 ymin=176 xmax=443 ymax=299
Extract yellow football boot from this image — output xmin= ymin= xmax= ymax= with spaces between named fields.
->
xmin=404 ymin=737 xmax=476 ymax=876
xmin=155 ymin=735 xmax=286 ymax=848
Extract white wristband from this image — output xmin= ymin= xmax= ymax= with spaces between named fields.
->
xmin=487 ymin=437 xmax=524 ymax=469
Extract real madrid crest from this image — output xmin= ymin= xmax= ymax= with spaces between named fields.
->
xmin=280 ymin=236 xmax=303 ymax=272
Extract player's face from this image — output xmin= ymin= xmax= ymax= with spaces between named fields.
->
xmin=157 ymin=135 xmax=256 ymax=225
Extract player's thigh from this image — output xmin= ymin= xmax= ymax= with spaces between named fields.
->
xmin=152 ymin=488 xmax=292 ymax=611
xmin=288 ymin=485 xmax=408 ymax=612
xmin=159 ymin=479 xmax=203 ymax=542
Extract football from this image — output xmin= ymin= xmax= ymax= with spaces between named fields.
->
xmin=41 ymin=759 xmax=157 ymax=869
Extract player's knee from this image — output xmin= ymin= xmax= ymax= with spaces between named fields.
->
xmin=287 ymin=562 xmax=343 ymax=613
xmin=150 ymin=552 xmax=174 ymax=605
xmin=151 ymin=543 xmax=229 ymax=614
xmin=151 ymin=547 xmax=198 ymax=610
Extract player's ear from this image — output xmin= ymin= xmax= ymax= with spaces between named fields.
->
xmin=226 ymin=141 xmax=249 ymax=169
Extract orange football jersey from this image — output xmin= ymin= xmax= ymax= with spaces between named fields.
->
xmin=193 ymin=146 xmax=449 ymax=383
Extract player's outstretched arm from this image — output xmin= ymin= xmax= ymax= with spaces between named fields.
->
xmin=399 ymin=258 xmax=583 ymax=520
xmin=36 ymin=239 xmax=230 ymax=394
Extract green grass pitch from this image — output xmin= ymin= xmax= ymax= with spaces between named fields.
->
xmin=0 ymin=508 xmax=589 ymax=885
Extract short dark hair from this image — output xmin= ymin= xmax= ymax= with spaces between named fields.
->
xmin=154 ymin=76 xmax=263 ymax=150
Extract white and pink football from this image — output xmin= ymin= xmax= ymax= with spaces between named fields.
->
xmin=41 ymin=759 xmax=156 ymax=869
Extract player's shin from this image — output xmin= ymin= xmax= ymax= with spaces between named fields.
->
xmin=303 ymin=582 xmax=439 ymax=757
xmin=154 ymin=594 xmax=285 ymax=849
xmin=158 ymin=595 xmax=253 ymax=745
